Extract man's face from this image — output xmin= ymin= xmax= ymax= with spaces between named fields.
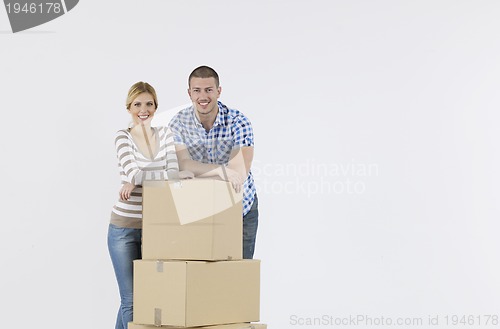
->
xmin=188 ymin=77 xmax=221 ymax=117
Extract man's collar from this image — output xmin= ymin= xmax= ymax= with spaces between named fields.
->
xmin=213 ymin=101 xmax=226 ymax=127
xmin=191 ymin=101 xmax=226 ymax=128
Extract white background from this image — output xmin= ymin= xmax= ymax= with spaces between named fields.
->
xmin=1 ymin=1 xmax=499 ymax=328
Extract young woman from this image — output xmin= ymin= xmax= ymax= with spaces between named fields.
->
xmin=107 ymin=82 xmax=192 ymax=329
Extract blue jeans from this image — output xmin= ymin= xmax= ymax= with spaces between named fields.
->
xmin=243 ymin=194 xmax=259 ymax=259
xmin=107 ymin=224 xmax=142 ymax=329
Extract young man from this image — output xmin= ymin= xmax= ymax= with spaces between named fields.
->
xmin=168 ymin=65 xmax=258 ymax=259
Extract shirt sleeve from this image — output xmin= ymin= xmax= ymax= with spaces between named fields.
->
xmin=168 ymin=115 xmax=185 ymax=145
xmin=114 ymin=130 xmax=147 ymax=185
xmin=233 ymin=114 xmax=254 ymax=148
xmin=116 ymin=128 xmax=181 ymax=184
xmin=163 ymin=126 xmax=180 ymax=179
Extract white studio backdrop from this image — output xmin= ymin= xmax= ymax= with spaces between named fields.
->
xmin=1 ymin=1 xmax=499 ymax=328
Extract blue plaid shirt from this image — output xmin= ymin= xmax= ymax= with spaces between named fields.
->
xmin=169 ymin=101 xmax=256 ymax=216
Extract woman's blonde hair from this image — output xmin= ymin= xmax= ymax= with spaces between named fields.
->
xmin=126 ymin=81 xmax=158 ymax=110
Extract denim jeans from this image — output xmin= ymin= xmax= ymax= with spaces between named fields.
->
xmin=107 ymin=224 xmax=142 ymax=329
xmin=243 ymin=194 xmax=259 ymax=259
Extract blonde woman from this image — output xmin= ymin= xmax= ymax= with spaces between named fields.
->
xmin=107 ymin=82 xmax=192 ymax=329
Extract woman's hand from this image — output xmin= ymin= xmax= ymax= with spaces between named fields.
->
xmin=178 ymin=170 xmax=194 ymax=179
xmin=119 ymin=182 xmax=135 ymax=201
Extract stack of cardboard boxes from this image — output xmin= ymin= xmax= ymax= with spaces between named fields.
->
xmin=128 ymin=179 xmax=267 ymax=329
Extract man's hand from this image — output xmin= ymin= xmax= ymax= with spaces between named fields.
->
xmin=119 ymin=182 xmax=135 ymax=201
xmin=220 ymin=166 xmax=244 ymax=193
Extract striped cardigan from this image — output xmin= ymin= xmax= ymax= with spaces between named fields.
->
xmin=110 ymin=126 xmax=178 ymax=228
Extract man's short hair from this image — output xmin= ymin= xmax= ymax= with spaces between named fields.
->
xmin=188 ymin=65 xmax=220 ymax=88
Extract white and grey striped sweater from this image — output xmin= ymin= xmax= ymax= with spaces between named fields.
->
xmin=110 ymin=126 xmax=178 ymax=228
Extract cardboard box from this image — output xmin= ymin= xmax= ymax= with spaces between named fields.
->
xmin=133 ymin=259 xmax=260 ymax=327
xmin=128 ymin=322 xmax=267 ymax=329
xmin=142 ymin=179 xmax=243 ymax=261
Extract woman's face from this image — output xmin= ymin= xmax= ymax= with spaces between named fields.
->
xmin=128 ymin=92 xmax=156 ymax=126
